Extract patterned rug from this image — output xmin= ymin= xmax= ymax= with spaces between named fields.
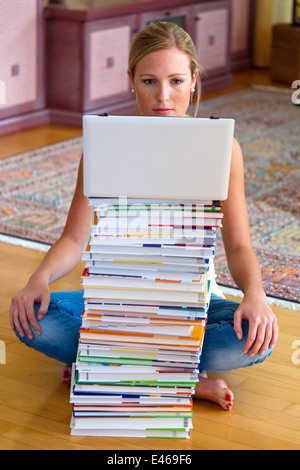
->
xmin=0 ymin=87 xmax=299 ymax=304
xmin=0 ymin=138 xmax=82 ymax=244
xmin=198 ymin=87 xmax=300 ymax=305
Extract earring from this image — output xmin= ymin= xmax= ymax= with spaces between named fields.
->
xmin=131 ymin=89 xmax=135 ymax=93
xmin=191 ymin=88 xmax=195 ymax=93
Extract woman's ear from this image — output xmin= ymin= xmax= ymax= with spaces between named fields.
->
xmin=192 ymin=68 xmax=199 ymax=90
xmin=128 ymin=69 xmax=134 ymax=90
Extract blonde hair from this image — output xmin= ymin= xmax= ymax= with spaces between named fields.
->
xmin=128 ymin=22 xmax=202 ymax=116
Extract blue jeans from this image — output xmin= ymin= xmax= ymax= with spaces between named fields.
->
xmin=14 ymin=290 xmax=275 ymax=370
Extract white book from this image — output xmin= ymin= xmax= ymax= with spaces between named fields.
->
xmin=70 ymin=419 xmax=190 ymax=438
xmin=80 ymin=321 xmax=195 ymax=337
xmin=86 ymin=266 xmax=208 ymax=280
xmin=78 ymin=344 xmax=200 ymax=363
xmin=82 ymin=286 xmax=208 ymax=304
xmin=81 ymin=272 xmax=207 ymax=293
xmin=83 ymin=301 xmax=207 ymax=319
xmin=84 ymin=261 xmax=209 ymax=276
xmin=85 ymin=233 xmax=216 ymax=245
xmin=73 ymin=410 xmax=192 ymax=418
xmin=72 ymin=382 xmax=194 ymax=397
xmin=71 ymin=415 xmax=193 ymax=430
xmin=76 ymin=371 xmax=198 ymax=384
xmin=70 ymin=394 xmax=192 ymax=405
xmin=83 ymin=252 xmax=212 ymax=264
xmin=82 ymin=312 xmax=203 ymax=327
xmin=79 ymin=338 xmax=202 ymax=353
xmin=73 ymin=404 xmax=192 ymax=412
xmin=88 ymin=241 xmax=215 ymax=257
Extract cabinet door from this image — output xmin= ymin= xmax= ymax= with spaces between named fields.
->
xmin=139 ymin=6 xmax=193 ymax=34
xmin=193 ymin=3 xmax=230 ymax=75
xmin=84 ymin=16 xmax=137 ymax=111
xmin=0 ymin=0 xmax=45 ymax=119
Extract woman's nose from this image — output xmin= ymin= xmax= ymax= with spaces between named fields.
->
xmin=157 ymin=83 xmax=169 ymax=102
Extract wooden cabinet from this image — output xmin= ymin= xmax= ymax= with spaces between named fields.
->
xmin=86 ymin=19 xmax=133 ymax=107
xmin=0 ymin=0 xmax=47 ymax=136
xmin=194 ymin=4 xmax=229 ymax=72
xmin=46 ymin=0 xmax=234 ymax=125
xmin=270 ymin=24 xmax=300 ymax=85
xmin=193 ymin=1 xmax=232 ymax=90
xmin=47 ymin=14 xmax=137 ymax=124
xmin=138 ymin=5 xmax=192 ymax=32
xmin=0 ymin=0 xmax=254 ymax=134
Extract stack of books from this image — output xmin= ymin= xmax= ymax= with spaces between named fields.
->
xmin=70 ymin=198 xmax=223 ymax=438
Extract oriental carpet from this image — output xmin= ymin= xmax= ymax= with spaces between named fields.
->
xmin=0 ymin=88 xmax=299 ymax=304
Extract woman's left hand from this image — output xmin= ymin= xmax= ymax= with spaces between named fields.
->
xmin=233 ymin=296 xmax=278 ymax=357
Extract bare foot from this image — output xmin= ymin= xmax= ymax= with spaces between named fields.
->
xmin=61 ymin=365 xmax=72 ymax=386
xmin=194 ymin=373 xmax=234 ymax=411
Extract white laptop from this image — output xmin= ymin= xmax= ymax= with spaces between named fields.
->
xmin=83 ymin=114 xmax=235 ymax=202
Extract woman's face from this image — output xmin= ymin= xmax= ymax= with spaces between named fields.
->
xmin=128 ymin=48 xmax=198 ymax=117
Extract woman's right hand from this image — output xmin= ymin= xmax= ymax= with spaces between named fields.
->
xmin=10 ymin=278 xmax=51 ymax=340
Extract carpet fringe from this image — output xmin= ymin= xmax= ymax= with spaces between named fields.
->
xmin=0 ymin=234 xmax=50 ymax=252
xmin=251 ymin=84 xmax=292 ymax=95
xmin=1 ymin=233 xmax=298 ymax=311
xmin=220 ymin=286 xmax=300 ymax=312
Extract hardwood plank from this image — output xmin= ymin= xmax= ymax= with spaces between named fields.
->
xmin=286 ymin=404 xmax=300 ymax=419
xmin=0 ymin=426 xmax=42 ymax=450
xmin=1 ymin=270 xmax=298 ymax=450
xmin=0 ymin=125 xmax=82 ymax=159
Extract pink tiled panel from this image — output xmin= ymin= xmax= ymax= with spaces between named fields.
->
xmin=0 ymin=0 xmax=38 ymax=108
xmin=194 ymin=8 xmax=228 ymax=72
xmin=89 ymin=25 xmax=131 ymax=101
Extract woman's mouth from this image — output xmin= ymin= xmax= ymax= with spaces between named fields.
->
xmin=153 ymin=108 xmax=173 ymax=115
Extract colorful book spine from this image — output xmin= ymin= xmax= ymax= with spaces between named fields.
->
xmin=70 ymin=199 xmax=223 ymax=438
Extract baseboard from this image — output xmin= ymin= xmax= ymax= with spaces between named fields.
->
xmin=0 ymin=109 xmax=51 ymax=137
xmin=48 ymin=100 xmax=139 ymax=128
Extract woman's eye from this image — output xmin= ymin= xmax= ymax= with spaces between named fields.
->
xmin=143 ymin=79 xmax=156 ymax=85
xmin=172 ymin=79 xmax=183 ymax=85
xmin=141 ymin=78 xmax=183 ymax=86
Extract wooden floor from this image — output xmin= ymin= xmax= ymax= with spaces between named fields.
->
xmin=1 ymin=69 xmax=299 ymax=450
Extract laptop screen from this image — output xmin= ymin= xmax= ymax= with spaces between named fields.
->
xmin=83 ymin=115 xmax=234 ymax=202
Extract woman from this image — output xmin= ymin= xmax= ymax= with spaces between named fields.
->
xmin=10 ymin=22 xmax=277 ymax=411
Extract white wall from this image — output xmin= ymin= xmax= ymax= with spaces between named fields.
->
xmin=272 ymin=0 xmax=293 ymax=24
